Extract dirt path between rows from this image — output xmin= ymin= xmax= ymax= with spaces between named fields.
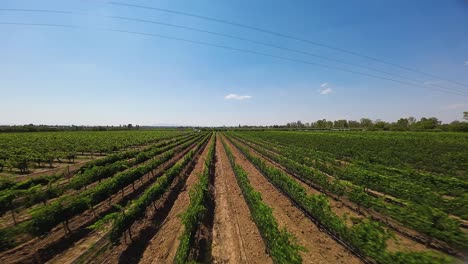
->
xmin=137 ymin=136 xmax=213 ymax=264
xmin=212 ymin=136 xmax=272 ymax=264
xmin=222 ymin=135 xmax=362 ymax=264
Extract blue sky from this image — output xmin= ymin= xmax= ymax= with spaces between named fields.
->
xmin=1 ymin=0 xmax=467 ymax=126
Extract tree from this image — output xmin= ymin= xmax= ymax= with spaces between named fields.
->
xmin=348 ymin=120 xmax=360 ymax=128
xmin=415 ymin=117 xmax=440 ymax=130
xmin=127 ymin=124 xmax=133 ymax=129
xmin=334 ymin=120 xmax=348 ymax=129
xmin=360 ymin=118 xmax=373 ymax=128
xmin=374 ymin=120 xmax=389 ymax=130
xmin=396 ymin=118 xmax=409 ymax=128
xmin=464 ymin=112 xmax=468 ymax=121
xmin=315 ymin=119 xmax=327 ymax=129
xmin=448 ymin=121 xmax=468 ymax=132
xmin=392 ymin=118 xmax=410 ymax=131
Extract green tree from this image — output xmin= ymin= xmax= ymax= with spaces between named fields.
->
xmin=360 ymin=118 xmax=373 ymax=128
xmin=334 ymin=119 xmax=349 ymax=129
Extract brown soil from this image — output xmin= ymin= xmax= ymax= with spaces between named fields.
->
xmin=222 ymin=135 xmax=362 ymax=264
xmin=1 ymin=158 xmax=94 ymax=180
xmin=212 ymin=136 xmax=272 ymax=264
xmin=137 ymin=136 xmax=213 ymax=264
xmin=0 ymin=139 xmax=202 ymax=264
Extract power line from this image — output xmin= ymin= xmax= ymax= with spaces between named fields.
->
xmin=107 ymin=1 xmax=468 ymax=89
xmin=0 ymin=8 xmax=466 ymax=95
xmin=1 ymin=21 xmax=467 ymax=97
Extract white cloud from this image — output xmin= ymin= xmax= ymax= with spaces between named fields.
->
xmin=321 ymin=83 xmax=328 ymax=87
xmin=465 ymin=61 xmax=468 ymax=66
xmin=224 ymin=93 xmax=252 ymax=100
xmin=320 ymin=88 xmax=333 ymax=95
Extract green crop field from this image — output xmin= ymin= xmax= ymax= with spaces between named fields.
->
xmin=0 ymin=130 xmax=466 ymax=264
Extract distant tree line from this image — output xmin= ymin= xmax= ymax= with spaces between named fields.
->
xmin=280 ymin=113 xmax=468 ymax=132
xmin=0 ymin=124 xmax=140 ymax=133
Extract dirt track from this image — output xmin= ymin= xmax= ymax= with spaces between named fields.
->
xmin=212 ymin=136 xmax=271 ymax=264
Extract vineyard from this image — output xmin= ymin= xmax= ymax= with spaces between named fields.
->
xmin=0 ymin=129 xmax=466 ymax=263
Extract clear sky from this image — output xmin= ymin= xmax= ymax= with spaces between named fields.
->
xmin=1 ymin=0 xmax=467 ymax=126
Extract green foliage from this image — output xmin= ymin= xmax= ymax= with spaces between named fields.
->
xmin=231 ymin=132 xmax=468 ymax=250
xmin=383 ymin=251 xmax=454 ymax=264
xmin=346 ymin=219 xmax=391 ymax=259
xmin=0 ymin=130 xmax=189 ymax=174
xmin=109 ymin=135 xmax=209 ymax=243
xmin=175 ymin=134 xmax=216 ymax=263
xmin=225 ymin=133 xmax=455 ymax=264
xmin=222 ymin=138 xmax=303 ymax=264
xmin=26 ymin=135 xmax=204 ymax=238
xmin=0 ymin=134 xmax=198 ymax=218
xmin=0 ymin=227 xmax=16 ymax=250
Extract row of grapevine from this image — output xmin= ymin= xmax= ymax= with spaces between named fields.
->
xmin=236 ymin=131 xmax=467 ymax=179
xmin=0 ymin=130 xmax=187 ymax=174
xmin=78 ymin=133 xmax=190 ymax=172
xmin=240 ymin=132 xmax=466 ymax=198
xmin=28 ymin=134 xmax=206 ymax=237
xmin=221 ymin=136 xmax=303 ymax=264
xmin=174 ymin=133 xmax=216 ymax=263
xmin=224 ymin=134 xmax=453 ymax=264
xmin=239 ymin=132 xmax=467 ymax=220
xmin=70 ymin=133 xmax=198 ymax=190
xmin=108 ymin=134 xmax=210 ymax=242
xmin=0 ymin=133 xmax=191 ymax=214
xmin=0 ymin=133 xmax=200 ymax=219
xmin=230 ymin=133 xmax=468 ymax=252
xmin=0 ymin=133 xmax=206 ymax=250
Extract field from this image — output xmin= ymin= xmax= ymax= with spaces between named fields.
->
xmin=0 ymin=129 xmax=466 ymax=264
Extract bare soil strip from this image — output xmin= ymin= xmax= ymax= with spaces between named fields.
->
xmin=136 ymin=136 xmax=213 ymax=264
xmin=0 ymin=139 xmax=202 ymax=264
xmin=222 ymin=135 xmax=362 ymax=264
xmin=212 ymin=136 xmax=272 ymax=264
xmin=233 ymin=136 xmax=461 ymax=257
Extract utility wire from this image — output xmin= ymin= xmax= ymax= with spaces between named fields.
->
xmin=1 ymin=21 xmax=466 ymax=97
xmin=108 ymin=1 xmax=468 ymax=89
xmin=0 ymin=8 xmax=466 ymax=95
